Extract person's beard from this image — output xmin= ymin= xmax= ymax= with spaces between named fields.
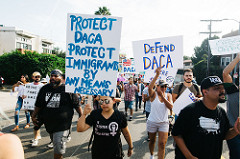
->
xmin=184 ymin=79 xmax=192 ymax=83
xmin=218 ymin=93 xmax=226 ymax=103
xmin=34 ymin=79 xmax=40 ymax=83
xmin=50 ymin=80 xmax=61 ymax=87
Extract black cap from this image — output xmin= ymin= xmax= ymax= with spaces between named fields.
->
xmin=201 ymin=76 xmax=224 ymax=89
xmin=51 ymin=69 xmax=63 ymax=76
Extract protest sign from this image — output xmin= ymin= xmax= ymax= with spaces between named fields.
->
xmin=132 ymin=36 xmax=183 ymax=86
xmin=209 ymin=35 xmax=240 ymax=55
xmin=172 ymin=88 xmax=197 ymax=115
xmin=65 ymin=13 xmax=122 ymax=97
xmin=122 ymin=58 xmax=136 ymax=73
xmin=22 ymin=84 xmax=42 ymax=110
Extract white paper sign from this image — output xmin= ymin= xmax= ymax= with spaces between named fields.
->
xmin=122 ymin=58 xmax=136 ymax=73
xmin=22 ymin=84 xmax=42 ymax=110
xmin=132 ymin=36 xmax=183 ymax=86
xmin=172 ymin=88 xmax=197 ymax=115
xmin=46 ymin=74 xmax=50 ymax=83
xmin=65 ymin=13 xmax=122 ymax=97
xmin=209 ymin=35 xmax=240 ymax=55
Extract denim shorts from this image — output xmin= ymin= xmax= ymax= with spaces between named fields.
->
xmin=124 ymin=101 xmax=134 ymax=109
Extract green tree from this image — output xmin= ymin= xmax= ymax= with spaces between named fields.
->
xmin=95 ymin=6 xmax=111 ymax=15
xmin=0 ymin=50 xmax=65 ymax=84
xmin=183 ymin=55 xmax=191 ymax=60
xmin=52 ymin=47 xmax=66 ymax=58
xmin=191 ymin=35 xmax=222 ymax=84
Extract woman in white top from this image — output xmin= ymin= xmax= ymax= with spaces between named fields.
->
xmin=11 ymin=74 xmax=30 ymax=132
xmin=147 ymin=67 xmax=173 ymax=159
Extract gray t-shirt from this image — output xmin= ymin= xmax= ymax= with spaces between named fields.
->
xmin=225 ymin=84 xmax=239 ymax=127
xmin=143 ymin=87 xmax=151 ymax=113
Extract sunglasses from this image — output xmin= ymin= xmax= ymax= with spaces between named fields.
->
xmin=35 ymin=76 xmax=41 ymax=78
xmin=98 ymin=99 xmax=110 ymax=105
xmin=160 ymin=85 xmax=167 ymax=88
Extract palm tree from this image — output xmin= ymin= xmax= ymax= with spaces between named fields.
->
xmin=95 ymin=6 xmax=111 ymax=15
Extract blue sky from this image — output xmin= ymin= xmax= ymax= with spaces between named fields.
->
xmin=1 ymin=0 xmax=240 ymax=57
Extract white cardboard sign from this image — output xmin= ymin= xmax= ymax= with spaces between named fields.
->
xmin=209 ymin=35 xmax=240 ymax=55
xmin=132 ymin=36 xmax=183 ymax=86
xmin=22 ymin=84 xmax=42 ymax=110
xmin=172 ymin=88 xmax=197 ymax=115
xmin=65 ymin=13 xmax=122 ymax=97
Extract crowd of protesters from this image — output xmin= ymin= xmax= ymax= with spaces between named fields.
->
xmin=0 ymin=54 xmax=240 ymax=159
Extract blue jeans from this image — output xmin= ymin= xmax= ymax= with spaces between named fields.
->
xmin=15 ymin=96 xmax=30 ymax=125
xmin=135 ymin=95 xmax=142 ymax=110
xmin=227 ymin=134 xmax=240 ymax=159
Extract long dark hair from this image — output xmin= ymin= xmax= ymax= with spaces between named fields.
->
xmin=22 ymin=74 xmax=30 ymax=82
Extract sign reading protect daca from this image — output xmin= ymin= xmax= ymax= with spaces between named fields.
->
xmin=65 ymin=13 xmax=122 ymax=97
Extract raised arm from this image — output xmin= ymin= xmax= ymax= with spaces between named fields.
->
xmin=12 ymin=81 xmax=22 ymax=92
xmin=223 ymin=53 xmax=240 ymax=83
xmin=77 ymin=104 xmax=91 ymax=132
xmin=149 ymin=67 xmax=161 ymax=99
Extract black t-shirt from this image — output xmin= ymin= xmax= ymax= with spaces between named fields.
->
xmin=172 ymin=101 xmax=230 ymax=159
xmin=86 ymin=109 xmax=127 ymax=159
xmin=35 ymin=84 xmax=80 ymax=133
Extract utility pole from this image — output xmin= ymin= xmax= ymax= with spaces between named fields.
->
xmin=200 ymin=19 xmax=221 ymax=76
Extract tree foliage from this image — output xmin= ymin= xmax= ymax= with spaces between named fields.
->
xmin=183 ymin=55 xmax=191 ymax=60
xmin=52 ymin=47 xmax=66 ymax=58
xmin=191 ymin=35 xmax=222 ymax=84
xmin=0 ymin=50 xmax=65 ymax=84
xmin=95 ymin=6 xmax=111 ymax=15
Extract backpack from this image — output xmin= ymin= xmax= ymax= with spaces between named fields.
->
xmin=177 ymin=82 xmax=200 ymax=98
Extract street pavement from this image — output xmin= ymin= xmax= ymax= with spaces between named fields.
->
xmin=0 ymin=90 xmax=230 ymax=159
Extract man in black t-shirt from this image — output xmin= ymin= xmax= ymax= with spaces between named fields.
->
xmin=77 ymin=96 xmax=133 ymax=159
xmin=172 ymin=76 xmax=240 ymax=159
xmin=31 ymin=69 xmax=82 ymax=159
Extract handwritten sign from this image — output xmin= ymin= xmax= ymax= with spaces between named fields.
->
xmin=132 ymin=36 xmax=183 ymax=86
xmin=65 ymin=13 xmax=122 ymax=97
xmin=122 ymin=58 xmax=136 ymax=73
xmin=22 ymin=84 xmax=43 ymax=110
xmin=209 ymin=35 xmax=240 ymax=55
xmin=172 ymin=88 xmax=197 ymax=115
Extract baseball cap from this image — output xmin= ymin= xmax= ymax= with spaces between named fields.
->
xmin=201 ymin=76 xmax=224 ymax=89
xmin=32 ymin=71 xmax=41 ymax=77
xmin=40 ymin=78 xmax=48 ymax=83
xmin=158 ymin=80 xmax=168 ymax=86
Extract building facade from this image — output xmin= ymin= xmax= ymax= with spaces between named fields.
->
xmin=0 ymin=25 xmax=54 ymax=55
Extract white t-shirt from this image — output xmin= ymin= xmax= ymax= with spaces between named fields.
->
xmin=15 ymin=85 xmax=25 ymax=97
xmin=138 ymin=84 xmax=142 ymax=96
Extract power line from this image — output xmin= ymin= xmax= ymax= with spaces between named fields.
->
xmin=200 ymin=19 xmax=222 ymax=76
